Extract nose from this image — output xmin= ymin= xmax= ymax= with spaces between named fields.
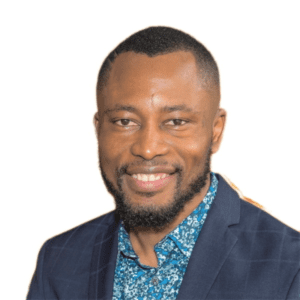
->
xmin=130 ymin=123 xmax=169 ymax=160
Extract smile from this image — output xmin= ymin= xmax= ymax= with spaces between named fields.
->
xmin=126 ymin=173 xmax=175 ymax=192
xmin=131 ymin=173 xmax=170 ymax=182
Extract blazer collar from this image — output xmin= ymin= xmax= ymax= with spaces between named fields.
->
xmin=88 ymin=174 xmax=241 ymax=300
xmin=176 ymin=174 xmax=240 ymax=299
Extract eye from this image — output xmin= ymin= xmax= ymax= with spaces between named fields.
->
xmin=165 ymin=119 xmax=188 ymax=126
xmin=114 ymin=119 xmax=137 ymax=127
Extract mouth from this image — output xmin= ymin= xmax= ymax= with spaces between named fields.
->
xmin=126 ymin=172 xmax=175 ymax=192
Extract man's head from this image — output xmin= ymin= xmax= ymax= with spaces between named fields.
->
xmin=94 ymin=27 xmax=226 ymax=232
xmin=96 ymin=26 xmax=220 ymax=97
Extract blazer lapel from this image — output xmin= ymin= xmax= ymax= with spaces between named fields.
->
xmin=177 ymin=175 xmax=240 ymax=300
xmin=88 ymin=213 xmax=121 ymax=300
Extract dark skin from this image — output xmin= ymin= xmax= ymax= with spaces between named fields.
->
xmin=95 ymin=51 xmax=226 ymax=267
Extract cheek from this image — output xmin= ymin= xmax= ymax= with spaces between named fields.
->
xmin=178 ymin=135 xmax=212 ymax=172
xmin=98 ymin=131 xmax=130 ymax=173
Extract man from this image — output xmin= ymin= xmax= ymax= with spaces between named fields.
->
xmin=27 ymin=26 xmax=300 ymax=299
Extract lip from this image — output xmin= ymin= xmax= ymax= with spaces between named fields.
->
xmin=126 ymin=166 xmax=176 ymax=176
xmin=125 ymin=173 xmax=175 ymax=192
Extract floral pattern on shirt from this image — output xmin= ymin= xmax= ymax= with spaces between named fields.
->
xmin=112 ymin=172 xmax=218 ymax=300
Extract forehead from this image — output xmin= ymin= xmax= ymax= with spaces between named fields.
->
xmin=99 ymin=51 xmax=216 ymax=115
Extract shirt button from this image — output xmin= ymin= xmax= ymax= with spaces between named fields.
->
xmin=152 ymin=276 xmax=159 ymax=285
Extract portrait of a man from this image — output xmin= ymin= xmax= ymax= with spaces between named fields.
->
xmin=26 ymin=26 xmax=300 ymax=300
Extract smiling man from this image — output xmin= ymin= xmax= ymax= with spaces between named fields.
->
xmin=27 ymin=27 xmax=300 ymax=300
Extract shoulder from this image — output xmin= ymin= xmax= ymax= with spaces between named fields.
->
xmin=28 ymin=210 xmax=119 ymax=298
xmin=239 ymin=199 xmax=300 ymax=251
xmin=239 ymin=200 xmax=300 ymax=293
xmin=225 ymin=181 xmax=300 ymax=265
xmin=216 ymin=174 xmax=300 ymax=261
xmin=218 ymin=173 xmax=300 ymax=239
xmin=213 ymin=174 xmax=300 ymax=297
xmin=44 ymin=210 xmax=118 ymax=250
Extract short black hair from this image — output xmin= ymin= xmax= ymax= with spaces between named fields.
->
xmin=96 ymin=26 xmax=219 ymax=95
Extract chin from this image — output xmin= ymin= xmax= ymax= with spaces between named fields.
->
xmin=98 ymin=146 xmax=212 ymax=231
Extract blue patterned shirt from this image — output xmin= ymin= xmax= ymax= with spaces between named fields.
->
xmin=112 ymin=173 xmax=218 ymax=300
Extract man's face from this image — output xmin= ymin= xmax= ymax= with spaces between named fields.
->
xmin=96 ymin=51 xmax=225 ymax=231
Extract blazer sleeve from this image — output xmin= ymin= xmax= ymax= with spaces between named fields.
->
xmin=286 ymin=268 xmax=300 ymax=300
xmin=26 ymin=240 xmax=49 ymax=300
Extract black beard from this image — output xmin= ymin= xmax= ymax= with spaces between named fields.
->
xmin=99 ymin=147 xmax=211 ymax=233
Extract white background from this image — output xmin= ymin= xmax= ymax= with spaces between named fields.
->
xmin=1 ymin=1 xmax=300 ymax=299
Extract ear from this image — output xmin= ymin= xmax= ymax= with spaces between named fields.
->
xmin=93 ymin=112 xmax=99 ymax=137
xmin=211 ymin=108 xmax=226 ymax=154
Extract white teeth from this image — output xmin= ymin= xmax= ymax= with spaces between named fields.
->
xmin=132 ymin=173 xmax=170 ymax=182
xmin=149 ymin=175 xmax=157 ymax=181
xmin=141 ymin=174 xmax=148 ymax=181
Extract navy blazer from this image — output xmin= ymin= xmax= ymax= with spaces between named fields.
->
xmin=27 ymin=174 xmax=300 ymax=299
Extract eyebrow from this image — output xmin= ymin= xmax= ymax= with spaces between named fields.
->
xmin=104 ymin=104 xmax=195 ymax=114
xmin=160 ymin=104 xmax=193 ymax=113
xmin=104 ymin=105 xmax=136 ymax=114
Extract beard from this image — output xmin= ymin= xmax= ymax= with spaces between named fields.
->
xmin=99 ymin=146 xmax=212 ymax=233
